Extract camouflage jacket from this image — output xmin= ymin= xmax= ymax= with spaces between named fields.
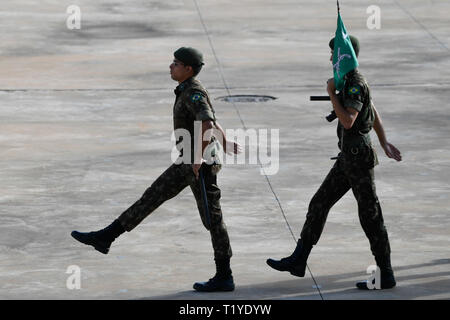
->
xmin=337 ymin=69 xmax=378 ymax=168
xmin=173 ymin=77 xmax=217 ymax=163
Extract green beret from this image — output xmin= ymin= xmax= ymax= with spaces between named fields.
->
xmin=174 ymin=47 xmax=204 ymax=67
xmin=329 ymin=35 xmax=360 ymax=57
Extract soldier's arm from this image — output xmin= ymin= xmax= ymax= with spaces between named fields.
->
xmin=213 ymin=121 xmax=242 ymax=155
xmin=372 ymin=103 xmax=402 ymax=161
xmin=192 ymin=120 xmax=214 ymax=179
xmin=327 ymin=78 xmax=359 ymax=129
xmin=187 ymin=90 xmax=241 ymax=155
xmin=192 ymin=119 xmax=242 ymax=177
xmin=187 ymin=90 xmax=216 ymax=178
xmin=200 ymin=120 xmax=215 ymax=155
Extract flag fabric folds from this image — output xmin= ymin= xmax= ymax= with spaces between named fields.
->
xmin=332 ymin=12 xmax=358 ymax=91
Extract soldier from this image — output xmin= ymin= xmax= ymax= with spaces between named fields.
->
xmin=266 ymin=36 xmax=402 ymax=290
xmin=71 ymin=47 xmax=241 ymax=292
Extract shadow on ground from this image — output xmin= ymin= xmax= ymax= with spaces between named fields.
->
xmin=138 ymin=259 xmax=450 ymax=300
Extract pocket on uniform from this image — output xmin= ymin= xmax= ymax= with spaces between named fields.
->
xmin=343 ymin=144 xmax=377 ymax=169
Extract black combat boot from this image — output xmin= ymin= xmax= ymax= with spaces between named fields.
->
xmin=356 ymin=255 xmax=396 ymax=290
xmin=266 ymin=239 xmax=312 ymax=277
xmin=71 ymin=219 xmax=125 ymax=254
xmin=193 ymin=258 xmax=235 ymax=292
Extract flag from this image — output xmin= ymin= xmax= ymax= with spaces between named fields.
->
xmin=332 ymin=12 xmax=358 ymax=91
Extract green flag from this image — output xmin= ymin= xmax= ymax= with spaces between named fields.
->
xmin=333 ymin=12 xmax=358 ymax=91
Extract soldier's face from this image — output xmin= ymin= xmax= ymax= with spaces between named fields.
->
xmin=170 ymin=59 xmax=192 ymax=82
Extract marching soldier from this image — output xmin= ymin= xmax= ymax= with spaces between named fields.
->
xmin=71 ymin=47 xmax=241 ymax=292
xmin=267 ymin=36 xmax=402 ymax=290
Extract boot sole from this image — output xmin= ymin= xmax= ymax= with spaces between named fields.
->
xmin=356 ymin=281 xmax=396 ymax=290
xmin=289 ymin=270 xmax=306 ymax=277
xmin=193 ymin=284 xmax=235 ymax=292
xmin=71 ymin=231 xmax=110 ymax=254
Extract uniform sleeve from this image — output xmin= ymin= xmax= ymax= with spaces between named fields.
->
xmin=186 ymin=90 xmax=216 ymax=122
xmin=343 ymin=82 xmax=364 ymax=112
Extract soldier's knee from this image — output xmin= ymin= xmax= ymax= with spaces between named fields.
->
xmin=207 ymin=188 xmax=221 ymax=203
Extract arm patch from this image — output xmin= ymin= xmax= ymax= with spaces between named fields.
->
xmin=190 ymin=92 xmax=203 ymax=102
xmin=348 ymin=86 xmax=361 ymax=95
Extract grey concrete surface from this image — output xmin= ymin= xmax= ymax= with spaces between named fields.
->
xmin=0 ymin=0 xmax=449 ymax=300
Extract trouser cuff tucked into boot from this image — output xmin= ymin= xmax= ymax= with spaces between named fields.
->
xmin=215 ymin=258 xmax=232 ymax=279
xmin=193 ymin=258 xmax=234 ymax=292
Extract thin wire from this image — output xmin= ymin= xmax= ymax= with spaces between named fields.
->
xmin=260 ymin=167 xmax=324 ymax=300
xmin=392 ymin=0 xmax=449 ymax=51
xmin=192 ymin=0 xmax=324 ymax=300
xmin=192 ymin=0 xmax=246 ymax=130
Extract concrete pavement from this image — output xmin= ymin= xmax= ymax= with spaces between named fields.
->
xmin=0 ymin=0 xmax=449 ymax=300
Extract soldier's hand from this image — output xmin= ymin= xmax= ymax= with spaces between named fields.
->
xmin=192 ymin=163 xmax=202 ymax=179
xmin=382 ymin=142 xmax=402 ymax=162
xmin=224 ymin=140 xmax=242 ymax=155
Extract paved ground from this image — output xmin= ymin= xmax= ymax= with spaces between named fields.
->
xmin=0 ymin=0 xmax=449 ymax=300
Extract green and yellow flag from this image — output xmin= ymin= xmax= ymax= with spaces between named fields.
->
xmin=332 ymin=12 xmax=358 ymax=91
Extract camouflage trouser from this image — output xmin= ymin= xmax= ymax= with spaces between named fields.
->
xmin=300 ymin=158 xmax=391 ymax=258
xmin=117 ymin=163 xmax=232 ymax=260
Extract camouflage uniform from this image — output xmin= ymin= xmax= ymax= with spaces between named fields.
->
xmin=118 ymin=77 xmax=232 ymax=260
xmin=300 ymin=69 xmax=391 ymax=258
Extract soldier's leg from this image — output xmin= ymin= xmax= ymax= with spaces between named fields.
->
xmin=190 ymin=164 xmax=234 ymax=292
xmin=190 ymin=164 xmax=232 ymax=260
xmin=300 ymin=161 xmax=351 ymax=245
xmin=71 ymin=163 xmax=192 ymax=253
xmin=348 ymin=168 xmax=391 ymax=258
xmin=348 ymin=167 xmax=395 ymax=289
xmin=118 ymin=163 xmax=192 ymax=231
xmin=267 ymin=161 xmax=351 ymax=277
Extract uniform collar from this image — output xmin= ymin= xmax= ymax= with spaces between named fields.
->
xmin=174 ymin=77 xmax=196 ymax=95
